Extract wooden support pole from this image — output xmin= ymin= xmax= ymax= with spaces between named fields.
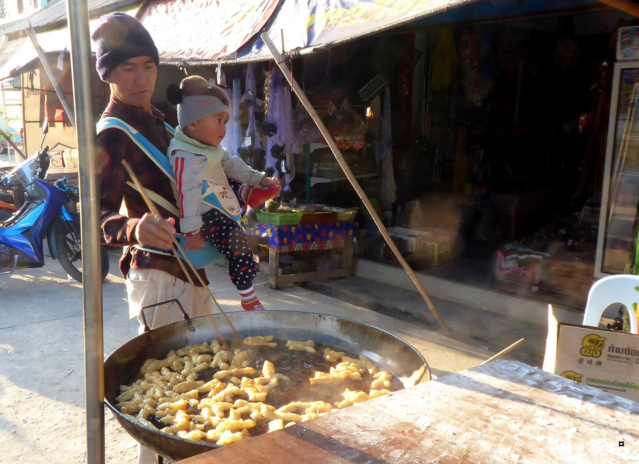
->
xmin=261 ymin=33 xmax=452 ymax=338
xmin=479 ymin=338 xmax=525 ymax=366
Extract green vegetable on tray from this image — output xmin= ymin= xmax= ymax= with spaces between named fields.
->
xmin=265 ymin=198 xmax=280 ymax=212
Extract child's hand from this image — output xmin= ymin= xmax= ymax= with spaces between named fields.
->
xmin=260 ymin=177 xmax=280 ymax=188
xmin=184 ymin=231 xmax=204 ymax=251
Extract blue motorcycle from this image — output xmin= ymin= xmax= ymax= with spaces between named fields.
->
xmin=0 ymin=122 xmax=109 ymax=282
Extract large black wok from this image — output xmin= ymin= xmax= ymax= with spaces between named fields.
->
xmin=104 ymin=310 xmax=430 ymax=461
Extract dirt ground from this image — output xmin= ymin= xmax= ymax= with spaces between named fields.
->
xmin=0 ymin=247 xmax=503 ymax=463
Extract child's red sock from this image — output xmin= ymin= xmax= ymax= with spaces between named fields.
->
xmin=239 ymin=184 xmax=281 ymax=209
xmin=239 ymin=286 xmax=265 ymax=311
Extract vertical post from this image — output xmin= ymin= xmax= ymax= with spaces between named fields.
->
xmin=66 ymin=0 xmax=104 ymax=463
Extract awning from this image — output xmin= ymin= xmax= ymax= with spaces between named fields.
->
xmin=240 ymin=0 xmax=479 ymax=61
xmin=141 ymin=0 xmax=478 ymax=64
xmin=0 ymin=0 xmax=141 ymax=36
xmin=0 ymin=7 xmax=140 ymax=82
xmin=139 ymin=0 xmax=281 ymax=63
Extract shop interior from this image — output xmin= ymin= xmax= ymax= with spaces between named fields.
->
xmin=185 ymin=7 xmax=639 ymax=308
xmin=373 ymin=9 xmax=637 ymax=307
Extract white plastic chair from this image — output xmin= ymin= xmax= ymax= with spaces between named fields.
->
xmin=583 ymin=275 xmax=639 ymax=334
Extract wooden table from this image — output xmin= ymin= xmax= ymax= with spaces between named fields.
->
xmin=177 ymin=360 xmax=637 ymax=463
xmin=246 ymin=222 xmax=356 ymax=289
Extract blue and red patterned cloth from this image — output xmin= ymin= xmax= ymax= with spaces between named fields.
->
xmin=246 ymin=222 xmax=357 ymax=252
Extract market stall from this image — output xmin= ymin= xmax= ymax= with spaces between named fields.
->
xmin=246 ymin=220 xmax=357 ymax=288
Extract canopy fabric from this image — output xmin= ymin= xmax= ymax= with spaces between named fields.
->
xmin=143 ymin=0 xmax=478 ymax=64
xmin=0 ymin=8 xmax=139 ymax=82
xmin=239 ymin=0 xmax=477 ymax=61
xmin=139 ymin=0 xmax=281 ymax=62
xmin=0 ymin=0 xmax=140 ymax=36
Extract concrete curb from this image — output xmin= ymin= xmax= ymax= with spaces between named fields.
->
xmin=353 ymin=259 xmax=584 ymax=327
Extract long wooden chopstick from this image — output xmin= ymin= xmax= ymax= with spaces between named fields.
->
xmin=479 ymin=338 xmax=525 ymax=366
xmin=121 ymin=160 xmax=243 ymax=346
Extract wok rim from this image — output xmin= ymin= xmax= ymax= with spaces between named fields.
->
xmin=104 ymin=310 xmax=430 ymax=458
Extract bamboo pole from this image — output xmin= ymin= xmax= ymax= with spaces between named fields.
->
xmin=479 ymin=338 xmax=525 ymax=366
xmin=261 ymin=33 xmax=452 ymax=338
xmin=121 ymin=161 xmax=243 ymax=346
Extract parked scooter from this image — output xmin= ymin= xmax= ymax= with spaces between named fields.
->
xmin=0 ymin=120 xmax=109 ymax=282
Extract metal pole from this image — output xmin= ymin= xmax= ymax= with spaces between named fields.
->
xmin=65 ymin=0 xmax=104 ymax=462
xmin=25 ymin=22 xmax=76 ymax=128
xmin=261 ymin=33 xmax=452 ymax=338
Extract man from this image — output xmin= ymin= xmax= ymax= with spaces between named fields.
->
xmin=93 ymin=12 xmax=213 ymax=330
xmin=92 ymin=12 xmax=213 ymax=464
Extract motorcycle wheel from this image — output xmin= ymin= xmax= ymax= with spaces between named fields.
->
xmin=54 ymin=219 xmax=110 ymax=282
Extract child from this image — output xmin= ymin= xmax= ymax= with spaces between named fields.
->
xmin=166 ymin=76 xmax=280 ymax=311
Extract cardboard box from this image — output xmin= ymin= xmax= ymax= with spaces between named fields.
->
xmin=386 ymin=227 xmax=431 ymax=253
xmin=420 ymin=235 xmax=452 ymax=266
xmin=547 ymin=259 xmax=595 ymax=295
xmin=544 ymin=306 xmax=639 ymax=402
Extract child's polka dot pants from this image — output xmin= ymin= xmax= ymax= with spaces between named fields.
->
xmin=201 ymin=208 xmax=256 ymax=291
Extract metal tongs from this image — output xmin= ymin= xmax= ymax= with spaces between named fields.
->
xmin=122 ymin=160 xmax=242 ymax=350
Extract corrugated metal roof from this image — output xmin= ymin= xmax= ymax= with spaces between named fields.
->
xmin=0 ymin=0 xmax=141 ymax=36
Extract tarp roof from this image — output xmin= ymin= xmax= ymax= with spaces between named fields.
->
xmin=0 ymin=7 xmax=140 ymax=82
xmin=140 ymin=0 xmax=281 ymax=63
xmin=0 ymin=0 xmax=140 ymax=36
xmin=142 ymin=0 xmax=480 ymax=64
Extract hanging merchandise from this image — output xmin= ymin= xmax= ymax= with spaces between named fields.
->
xmin=335 ymin=99 xmax=366 ymax=151
xmin=238 ymin=63 xmax=265 ymax=169
xmin=216 ymin=63 xmax=227 ymax=87
xmin=221 ymin=77 xmax=242 ymax=156
xmin=262 ymin=66 xmax=296 ymax=189
xmin=264 ymin=66 xmax=284 ymax=177
xmin=281 ymin=84 xmax=295 ymax=188
xmin=293 ymin=98 xmax=323 ymax=144
xmin=431 ymin=28 xmax=456 ymax=93
xmin=379 ymin=89 xmax=397 ymax=211
xmin=370 ymin=94 xmax=382 ymax=161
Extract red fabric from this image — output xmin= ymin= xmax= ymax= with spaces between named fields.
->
xmin=54 ymin=108 xmax=65 ymax=122
xmin=246 ymin=184 xmax=280 ymax=208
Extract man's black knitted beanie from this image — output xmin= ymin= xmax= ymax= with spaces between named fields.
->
xmin=91 ymin=13 xmax=159 ymax=81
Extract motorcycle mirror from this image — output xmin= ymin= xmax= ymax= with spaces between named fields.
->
xmin=41 ymin=118 xmax=49 ymax=135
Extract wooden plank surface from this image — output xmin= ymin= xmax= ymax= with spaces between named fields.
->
xmin=178 ymin=360 xmax=638 ymax=464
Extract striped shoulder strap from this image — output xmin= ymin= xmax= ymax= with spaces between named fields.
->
xmin=97 ymin=117 xmax=180 ymax=216
xmin=97 ymin=117 xmax=175 ymax=180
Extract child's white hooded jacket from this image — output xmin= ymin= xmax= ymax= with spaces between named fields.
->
xmin=168 ymin=127 xmax=263 ymax=233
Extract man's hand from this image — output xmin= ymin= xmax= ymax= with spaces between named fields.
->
xmin=259 ymin=177 xmax=280 ymax=188
xmin=184 ymin=231 xmax=204 ymax=251
xmin=135 ymin=214 xmax=176 ymax=250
